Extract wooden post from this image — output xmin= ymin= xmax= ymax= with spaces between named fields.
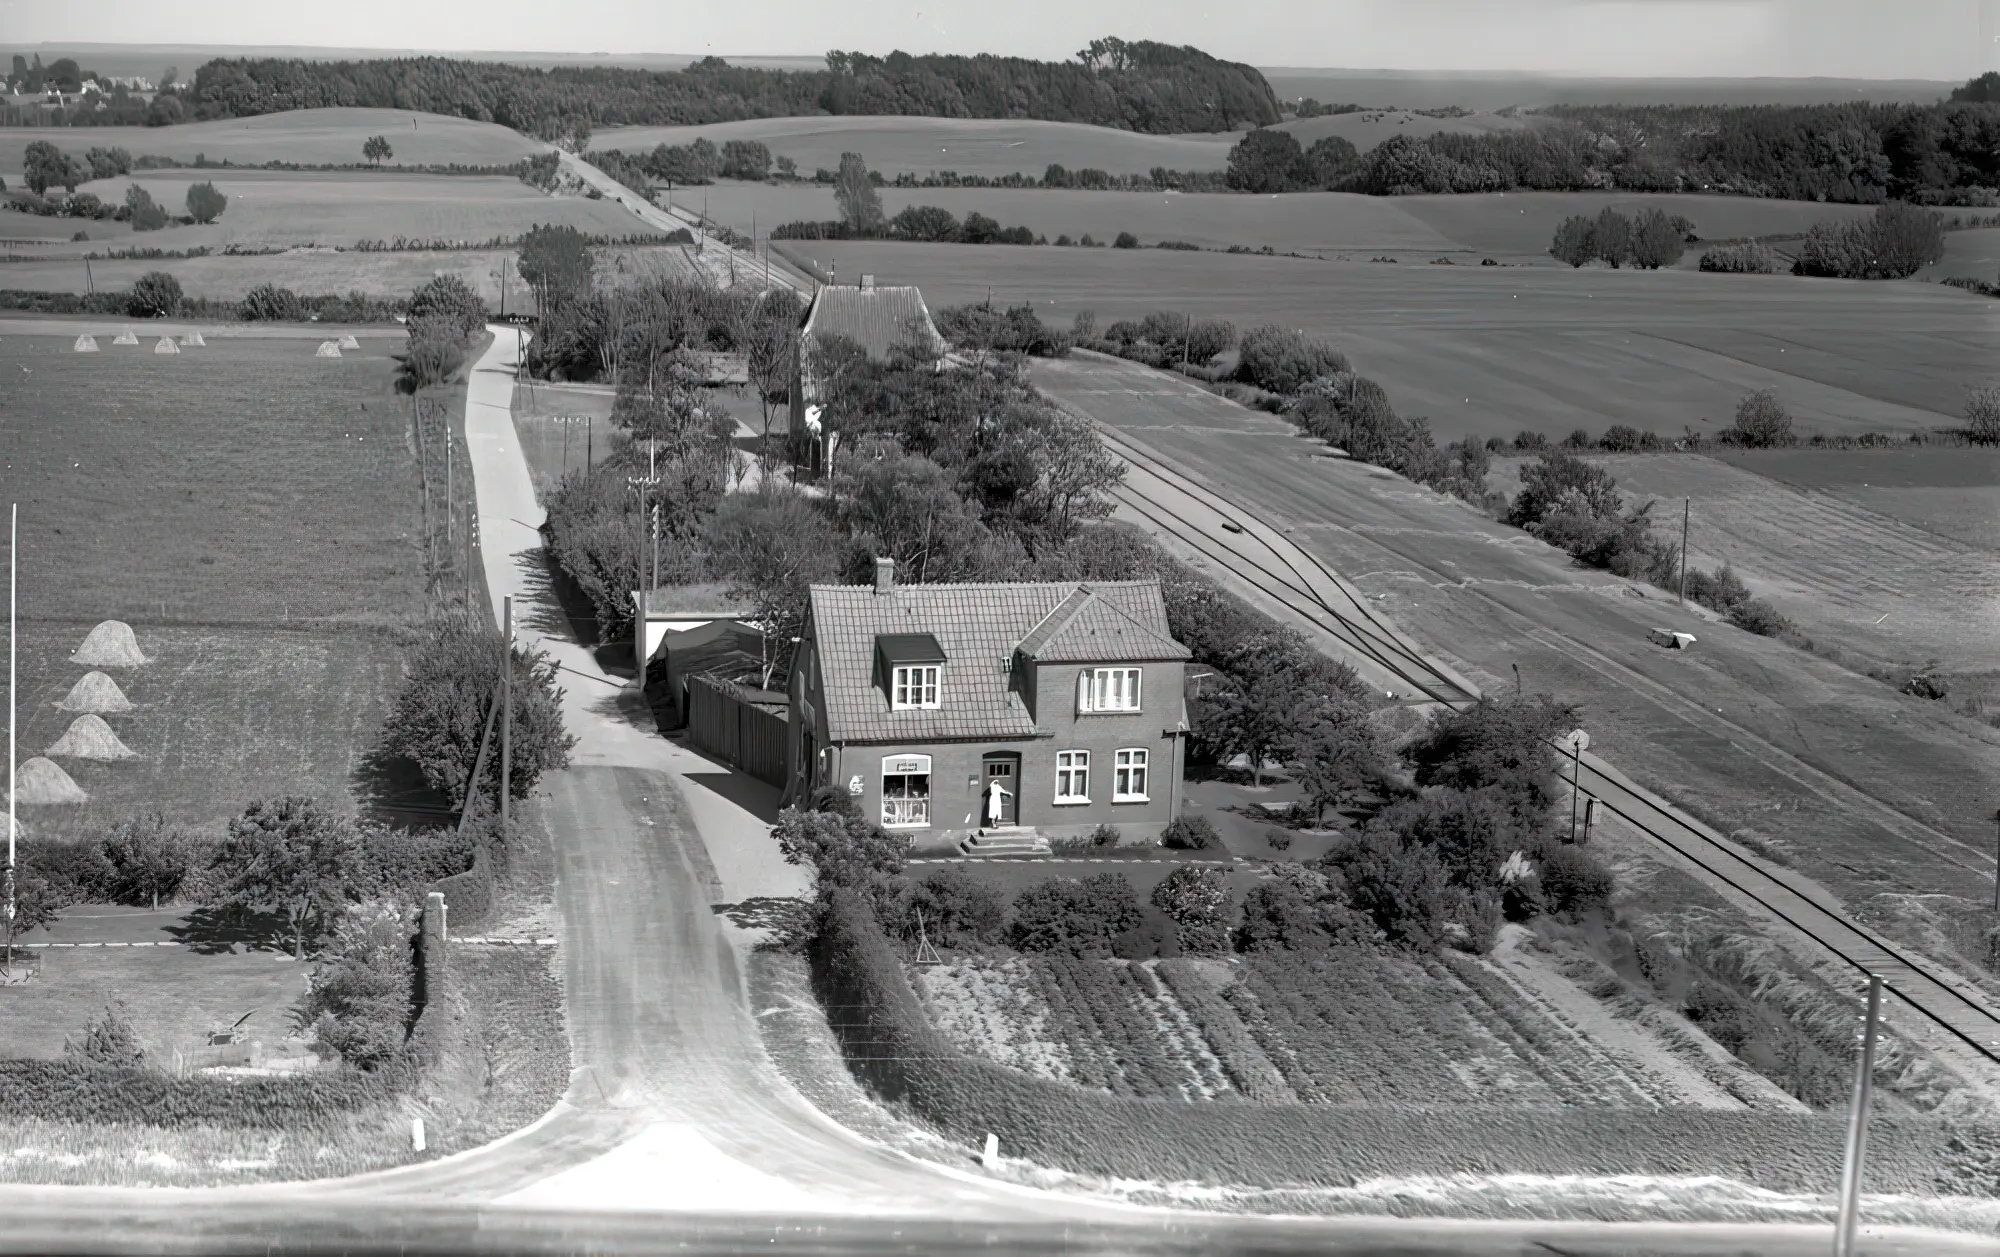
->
xmin=500 ymin=597 xmax=513 ymax=832
xmin=1679 ymin=496 xmax=1690 ymax=606
xmin=445 ymin=429 xmax=453 ymax=549
xmin=456 ymin=680 xmax=501 ymax=835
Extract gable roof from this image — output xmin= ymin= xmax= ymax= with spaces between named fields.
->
xmin=801 ymin=285 xmax=945 ymax=364
xmin=806 ymin=579 xmax=1187 ymax=743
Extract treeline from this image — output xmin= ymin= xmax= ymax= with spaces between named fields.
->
xmin=177 ymin=40 xmax=1277 ymax=139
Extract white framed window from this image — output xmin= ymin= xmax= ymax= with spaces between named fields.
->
xmin=1054 ymin=750 xmax=1090 ymax=803
xmin=892 ymin=664 xmax=940 ymax=710
xmin=1077 ymin=667 xmax=1142 ymax=713
xmin=1113 ymin=748 xmax=1149 ymax=802
xmin=881 ymin=754 xmax=932 ymax=827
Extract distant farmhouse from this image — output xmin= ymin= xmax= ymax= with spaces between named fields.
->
xmin=789 ymin=278 xmax=947 ymax=471
xmin=789 ymin=558 xmax=1191 ymax=851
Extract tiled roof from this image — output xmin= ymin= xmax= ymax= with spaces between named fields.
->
xmin=808 ymin=579 xmax=1185 ymax=743
xmin=802 ymin=285 xmax=945 ymax=364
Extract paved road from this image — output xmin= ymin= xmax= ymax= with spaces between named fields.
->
xmin=557 ymin=152 xmax=814 ymax=295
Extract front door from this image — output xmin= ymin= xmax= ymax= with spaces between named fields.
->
xmin=981 ymin=754 xmax=1019 ymax=826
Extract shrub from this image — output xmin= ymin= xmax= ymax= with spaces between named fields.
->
xmin=1149 ymin=865 xmax=1233 ymax=954
xmin=1699 ymin=242 xmax=1780 ymax=274
xmin=1900 ymin=662 xmax=1948 ymax=700
xmin=1965 ymin=384 xmax=2000 ymax=445
xmin=1234 ymin=324 xmax=1349 ymax=394
xmin=1113 ymin=231 xmax=1140 ymax=249
xmin=406 ymin=273 xmax=487 ymax=340
xmin=1159 ymin=813 xmax=1219 ymax=850
xmin=123 ymin=184 xmax=168 ymax=231
xmin=1629 ymin=208 xmax=1685 ymax=269
xmin=890 ymin=204 xmax=959 ymax=242
xmin=1505 ymin=450 xmax=1623 ymax=529
xmin=127 ymin=270 xmax=182 ymax=318
xmin=1793 ymin=203 xmax=1943 ymax=279
xmin=1404 ymin=695 xmax=1577 ymax=824
xmin=400 ymin=322 xmax=469 ymax=390
xmin=1727 ymin=597 xmax=1792 ymax=637
xmin=380 ymin=618 xmax=577 ymax=810
xmin=1549 ymin=215 xmax=1594 ymax=267
xmin=1531 ymin=844 xmax=1614 ymax=918
xmin=296 ymin=902 xmax=413 ymax=1069
xmin=64 ymin=1005 xmax=145 ymax=1067
xmin=240 ymin=283 xmax=307 ymax=322
xmin=184 ymin=181 xmax=227 ymax=224
xmin=1599 ymin=424 xmax=1643 ymax=451
xmin=1265 ymin=827 xmax=1292 ymax=852
xmin=1592 ymin=207 xmax=1633 ymax=267
xmin=774 ymin=803 xmax=908 ymax=910
xmin=1009 ymin=873 xmax=1142 ymax=956
xmin=892 ymin=866 xmax=1005 ymax=947
xmin=100 ymin=812 xmax=201 ymax=907
xmin=1090 ymin=822 xmax=1121 ymax=847
xmin=1728 ymin=388 xmax=1795 ymax=447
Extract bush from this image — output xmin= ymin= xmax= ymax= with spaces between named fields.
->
xmin=100 ymin=813 xmax=201 ymax=907
xmin=774 ymin=803 xmax=908 ymax=911
xmin=892 ymin=866 xmax=1005 ymax=947
xmin=1009 ymin=873 xmax=1143 ymax=956
xmin=127 ymin=270 xmax=182 ymax=318
xmin=1404 ymin=695 xmax=1577 ymax=824
xmin=296 ymin=902 xmax=414 ymax=1069
xmin=1549 ymin=215 xmax=1594 ymax=267
xmin=1727 ymin=597 xmax=1792 ymax=637
xmin=1629 ymin=208 xmax=1685 ymax=269
xmin=1599 ymin=424 xmax=1643 ymax=451
xmin=124 ymin=184 xmax=168 ymax=232
xmin=1966 ymin=384 xmax=2000 ymax=445
xmin=1728 ymin=388 xmax=1795 ymax=447
xmin=1699 ymin=242 xmax=1780 ymax=274
xmin=240 ymin=283 xmax=307 ymax=322
xmin=184 ymin=181 xmax=227 ymax=224
xmin=1159 ymin=813 xmax=1219 ymax=850
xmin=1149 ymin=865 xmax=1233 ymax=954
xmin=1234 ymin=324 xmax=1349 ymax=394
xmin=1505 ymin=450 xmax=1622 ymax=530
xmin=1531 ymin=844 xmax=1614 ymax=918
xmin=406 ymin=273 xmax=487 ymax=340
xmin=1090 ymin=822 xmax=1121 ymax=847
xmin=1793 ymin=203 xmax=1944 ymax=279
xmin=1592 ymin=207 xmax=1633 ymax=267
xmin=380 ymin=619 xmax=577 ymax=810
xmin=64 ymin=1005 xmax=145 ymax=1067
xmin=1113 ymin=231 xmax=1140 ymax=249
xmin=890 ymin=204 xmax=959 ymax=242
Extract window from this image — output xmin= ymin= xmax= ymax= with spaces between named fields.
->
xmin=1113 ymin=748 xmax=1149 ymax=802
xmin=1054 ymin=750 xmax=1090 ymax=803
xmin=1078 ymin=667 xmax=1142 ymax=713
xmin=892 ymin=664 xmax=940 ymax=710
xmin=881 ymin=754 xmax=932 ymax=827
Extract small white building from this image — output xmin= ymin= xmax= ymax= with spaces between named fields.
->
xmin=630 ymin=581 xmax=755 ymax=668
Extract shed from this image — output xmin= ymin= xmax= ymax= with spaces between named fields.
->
xmin=631 ymin=580 xmax=755 ymax=668
xmin=645 ymin=618 xmax=770 ymax=731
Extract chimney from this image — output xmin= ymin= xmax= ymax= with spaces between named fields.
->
xmin=860 ymin=274 xmax=875 ymax=291
xmin=873 ymin=555 xmax=896 ymax=596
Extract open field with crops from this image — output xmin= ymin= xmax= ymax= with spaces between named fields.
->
xmin=0 ymin=108 xmax=549 ymax=179
xmin=1387 ymin=192 xmax=1876 ymax=261
xmin=26 ymin=170 xmax=663 ymax=253
xmin=793 ymin=244 xmax=1979 ymax=441
xmin=0 ymin=332 xmax=433 ymax=833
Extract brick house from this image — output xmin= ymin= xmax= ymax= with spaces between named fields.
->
xmin=788 ymin=558 xmax=1191 ymax=850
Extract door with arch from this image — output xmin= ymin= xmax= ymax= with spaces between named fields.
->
xmin=981 ymin=752 xmax=1020 ymax=827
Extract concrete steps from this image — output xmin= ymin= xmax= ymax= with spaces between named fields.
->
xmin=956 ymin=830 xmax=1051 ymax=858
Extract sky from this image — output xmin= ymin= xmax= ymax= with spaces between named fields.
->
xmin=1 ymin=0 xmax=1989 ymax=79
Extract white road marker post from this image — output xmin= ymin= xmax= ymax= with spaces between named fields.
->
xmin=1833 ymin=973 xmax=1884 ymax=1257
xmin=982 ymin=1132 xmax=999 ymax=1168
xmin=411 ymin=1118 xmax=426 ymax=1152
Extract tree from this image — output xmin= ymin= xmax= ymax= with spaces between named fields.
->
xmin=295 ymin=901 xmax=413 ymax=1069
xmin=1113 ymin=230 xmax=1140 ymax=248
xmin=718 ymin=138 xmax=772 ymax=180
xmin=1966 ymin=384 xmax=2000 ymax=445
xmin=1868 ymin=201 xmax=1944 ymax=278
xmin=100 ymin=813 xmax=198 ymax=909
xmin=64 ymin=1004 xmax=145 ymax=1066
xmin=381 ymin=619 xmax=577 ymax=809
xmin=1403 ymin=695 xmax=1577 ymax=825
xmin=891 ymin=204 xmax=959 ymax=242
xmin=363 ymin=135 xmax=393 ymax=166
xmin=407 ymin=273 xmax=488 ymax=340
xmin=773 ymin=803 xmax=907 ymax=908
xmin=212 ymin=797 xmax=365 ymax=958
xmin=1226 ymin=128 xmax=1311 ymax=193
xmin=1505 ymin=450 xmax=1623 ymax=530
xmin=743 ymin=288 xmax=805 ymax=438
xmin=185 ymin=180 xmax=227 ymax=224
xmin=1235 ymin=324 xmax=1347 ymax=393
xmin=832 ymin=151 xmax=884 ymax=233
xmin=1012 ymin=404 xmax=1124 ymax=541
xmin=1289 ymin=703 xmax=1388 ymax=823
xmin=85 ymin=146 xmax=132 ymax=180
xmin=128 ymin=270 xmax=182 ymax=318
xmin=836 ymin=446 xmax=1002 ymax=584
xmin=1628 ymin=208 xmax=1684 ymax=269
xmin=1198 ymin=639 xmax=1320 ymax=786
xmin=1729 ymin=388 xmax=1794 ymax=447
xmin=1304 ymin=135 xmax=1360 ymax=186
xmin=1591 ymin=207 xmax=1633 ymax=267
xmin=23 ymin=141 xmax=83 ymax=195
xmin=123 ymin=184 xmax=168 ymax=231
xmin=706 ymin=492 xmax=841 ymax=688
xmin=516 ymin=222 xmax=595 ymax=317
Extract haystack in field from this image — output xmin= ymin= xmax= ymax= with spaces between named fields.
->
xmin=112 ymin=329 xmax=139 ymax=345
xmin=316 ymin=341 xmax=342 ymax=358
xmin=70 ymin=620 xmax=150 ymax=667
xmin=47 ymin=714 xmax=137 ymax=761
xmin=179 ymin=332 xmax=206 ymax=347
xmin=3 ymin=814 xmax=25 ymax=843
xmin=73 ymin=335 xmax=99 ymax=352
xmin=12 ymin=757 xmax=87 ymax=806
xmin=58 ymin=671 xmax=134 ymax=714
xmin=337 ymin=334 xmax=360 ymax=350
xmin=154 ymin=337 xmax=179 ymax=355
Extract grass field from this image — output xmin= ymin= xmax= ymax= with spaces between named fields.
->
xmin=19 ymin=170 xmax=664 ymax=253
xmin=0 ymin=947 xmax=308 ymax=1063
xmin=1920 ymin=226 xmax=2000 ymax=283
xmin=1387 ymin=192 xmax=1876 ymax=261
xmin=0 ymin=333 xmax=432 ymax=835
xmin=793 ymin=244 xmax=1979 ymax=440
xmin=0 ymin=108 xmax=549 ymax=179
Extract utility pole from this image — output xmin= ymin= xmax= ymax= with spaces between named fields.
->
xmin=1679 ymin=497 xmax=1691 ymax=606
xmin=628 ymin=446 xmax=662 ymax=674
xmin=500 ymin=596 xmax=513 ymax=833
xmin=5 ymin=503 xmax=15 ymax=974
xmin=465 ymin=503 xmax=475 ymax=625
xmin=1992 ymin=808 xmax=2000 ymax=913
xmin=1570 ymin=738 xmax=1583 ymax=843
xmin=445 ymin=426 xmax=453 ymax=549
xmin=1833 ymin=974 xmax=1884 ymax=1257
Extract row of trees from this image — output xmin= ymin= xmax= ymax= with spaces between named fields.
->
xmin=1549 ymin=207 xmax=1692 ymax=269
xmin=586 ymin=138 xmax=783 ymax=187
xmin=173 ymin=42 xmax=1278 ymax=137
xmin=1223 ymin=128 xmax=1361 ymax=193
xmin=20 ymin=140 xmax=132 ymax=192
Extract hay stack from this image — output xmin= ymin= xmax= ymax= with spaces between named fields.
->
xmin=12 ymin=757 xmax=87 ymax=806
xmin=316 ymin=341 xmax=343 ymax=358
xmin=180 ymin=331 xmax=206 ymax=347
xmin=112 ymin=329 xmax=139 ymax=346
xmin=47 ymin=715 xmax=137 ymax=761
xmin=73 ymin=335 xmax=99 ymax=352
xmin=3 ymin=814 xmax=25 ymax=843
xmin=154 ymin=337 xmax=179 ymax=355
xmin=337 ymin=334 xmax=360 ymax=350
xmin=58 ymin=671 xmax=134 ymax=714
xmin=70 ymin=620 xmax=150 ymax=667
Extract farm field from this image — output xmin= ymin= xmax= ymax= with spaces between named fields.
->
xmin=792 ymin=243 xmax=1980 ymax=439
xmin=0 ymin=332 xmax=431 ymax=835
xmin=1920 ymin=226 xmax=2000 ymax=283
xmin=1482 ymin=451 xmax=2000 ymax=681
xmin=1034 ymin=352 xmax=2000 ymax=920
xmin=0 ymin=947 xmax=308 ymax=1064
xmin=1388 ymin=192 xmax=1876 ymax=260
xmin=1271 ymin=108 xmax=1534 ymax=152
xmin=27 ymin=170 xmax=661 ymax=253
xmin=0 ymin=108 xmax=550 ymax=178
xmin=1719 ymin=447 xmax=2000 ymax=551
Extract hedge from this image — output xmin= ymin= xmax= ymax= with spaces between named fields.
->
xmin=426 ymin=841 xmax=495 ymax=934
xmin=0 ymin=899 xmax=452 ymax=1128
xmin=811 ymin=888 xmax=1963 ymax=1193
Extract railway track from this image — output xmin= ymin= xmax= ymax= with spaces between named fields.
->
xmin=1091 ymin=417 xmax=2000 ymax=1069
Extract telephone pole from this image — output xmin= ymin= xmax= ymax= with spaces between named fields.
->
xmin=499 ymin=596 xmax=513 ymax=832
xmin=1679 ymin=497 xmax=1691 ymax=606
xmin=628 ymin=445 xmax=662 ymax=674
xmin=5 ymin=503 xmax=16 ymax=973
xmin=1833 ymin=974 xmax=1884 ymax=1257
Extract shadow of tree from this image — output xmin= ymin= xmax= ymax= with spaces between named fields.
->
xmin=350 ymin=743 xmax=458 ymax=833
xmin=167 ymin=905 xmax=292 ymax=955
xmin=513 ymin=546 xmax=604 ymax=649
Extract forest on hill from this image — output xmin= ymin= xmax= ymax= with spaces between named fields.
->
xmin=180 ymin=40 xmax=1279 ymax=139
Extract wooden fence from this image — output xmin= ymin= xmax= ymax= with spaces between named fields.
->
xmin=686 ymin=674 xmax=789 ymax=788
